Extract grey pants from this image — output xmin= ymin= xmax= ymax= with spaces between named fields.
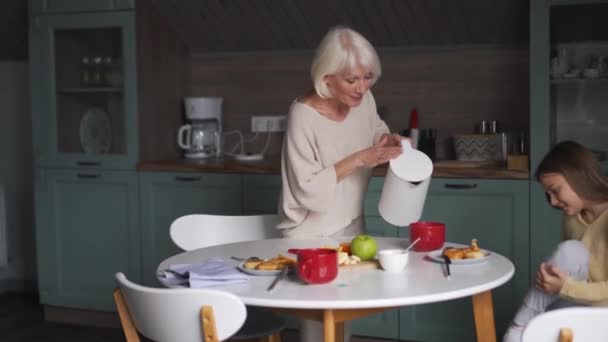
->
xmin=502 ymin=240 xmax=590 ymax=342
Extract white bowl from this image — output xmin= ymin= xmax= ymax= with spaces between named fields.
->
xmin=378 ymin=249 xmax=409 ymax=273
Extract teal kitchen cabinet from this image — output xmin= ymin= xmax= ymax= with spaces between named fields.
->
xmin=397 ymin=178 xmax=529 ymax=342
xmin=29 ymin=0 xmax=135 ymax=15
xmin=29 ymin=11 xmax=139 ymax=170
xmin=138 ymin=172 xmax=242 ymax=286
xmin=242 ymin=174 xmax=281 ymax=214
xmin=34 ymin=168 xmax=139 ymax=311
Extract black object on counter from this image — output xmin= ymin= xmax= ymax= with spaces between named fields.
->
xmin=418 ymin=129 xmax=437 ymax=161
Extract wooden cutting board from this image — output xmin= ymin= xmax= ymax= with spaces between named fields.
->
xmin=339 ymin=259 xmax=380 ymax=270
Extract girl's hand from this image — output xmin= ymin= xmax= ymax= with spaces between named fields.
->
xmin=356 ymin=135 xmax=403 ymax=168
xmin=536 ymin=262 xmax=567 ymax=294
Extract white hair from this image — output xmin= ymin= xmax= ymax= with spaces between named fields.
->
xmin=310 ymin=26 xmax=382 ymax=99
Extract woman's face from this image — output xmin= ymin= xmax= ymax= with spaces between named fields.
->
xmin=324 ymin=63 xmax=373 ymax=108
xmin=539 ymin=173 xmax=585 ymax=215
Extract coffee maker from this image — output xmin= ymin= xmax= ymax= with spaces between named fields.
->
xmin=177 ymin=97 xmax=223 ymax=159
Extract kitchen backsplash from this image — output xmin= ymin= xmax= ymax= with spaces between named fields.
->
xmin=189 ymin=45 xmax=529 ymax=160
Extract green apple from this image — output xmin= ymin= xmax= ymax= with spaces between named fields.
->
xmin=350 ymin=234 xmax=377 ymax=261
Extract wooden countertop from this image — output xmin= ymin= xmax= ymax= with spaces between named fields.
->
xmin=137 ymin=158 xmax=529 ymax=180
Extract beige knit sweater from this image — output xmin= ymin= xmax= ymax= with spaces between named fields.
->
xmin=560 ymin=209 xmax=608 ymax=305
xmin=277 ymin=91 xmax=389 ymax=238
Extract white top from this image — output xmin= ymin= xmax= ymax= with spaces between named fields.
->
xmin=157 ymin=237 xmax=515 ymax=310
xmin=277 ymin=91 xmax=389 ymax=237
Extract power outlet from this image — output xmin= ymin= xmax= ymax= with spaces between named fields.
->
xmin=251 ymin=115 xmax=287 ymax=132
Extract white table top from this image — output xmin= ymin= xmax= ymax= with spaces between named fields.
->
xmin=157 ymin=237 xmax=515 ymax=310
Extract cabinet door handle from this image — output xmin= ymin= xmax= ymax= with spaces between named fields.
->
xmin=77 ymin=173 xmax=101 ymax=179
xmin=444 ymin=183 xmax=477 ymax=189
xmin=77 ymin=161 xmax=101 ymax=167
xmin=175 ymin=176 xmax=201 ymax=182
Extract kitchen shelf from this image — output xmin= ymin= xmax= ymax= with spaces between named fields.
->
xmin=550 ymin=77 xmax=608 ymax=84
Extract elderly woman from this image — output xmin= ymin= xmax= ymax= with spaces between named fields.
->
xmin=277 ymin=26 xmax=404 ymax=341
xmin=277 ymin=26 xmax=404 ymax=240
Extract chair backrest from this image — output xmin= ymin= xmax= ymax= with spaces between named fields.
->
xmin=114 ymin=272 xmax=246 ymax=342
xmin=522 ymin=307 xmax=608 ymax=342
xmin=170 ymin=214 xmax=281 ymax=251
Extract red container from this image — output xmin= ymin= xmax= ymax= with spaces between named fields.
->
xmin=409 ymin=221 xmax=446 ymax=252
xmin=288 ymin=248 xmax=338 ymax=284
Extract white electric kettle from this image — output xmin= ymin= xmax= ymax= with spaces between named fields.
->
xmin=378 ymin=140 xmax=434 ymax=226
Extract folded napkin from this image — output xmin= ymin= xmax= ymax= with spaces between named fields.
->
xmin=159 ymin=257 xmax=249 ymax=288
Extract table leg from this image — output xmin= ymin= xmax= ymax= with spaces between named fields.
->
xmin=336 ymin=321 xmax=344 ymax=342
xmin=323 ymin=309 xmax=336 ymax=342
xmin=472 ymin=290 xmax=496 ymax=342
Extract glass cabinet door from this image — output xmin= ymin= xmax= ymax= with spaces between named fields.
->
xmin=549 ymin=3 xmax=608 ymax=172
xmin=30 ymin=12 xmax=137 ymax=169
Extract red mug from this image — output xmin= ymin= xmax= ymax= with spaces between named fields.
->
xmin=409 ymin=221 xmax=446 ymax=251
xmin=288 ymin=248 xmax=338 ymax=284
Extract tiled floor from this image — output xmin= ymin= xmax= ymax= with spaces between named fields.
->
xmin=1 ymin=292 xmax=403 ymax=342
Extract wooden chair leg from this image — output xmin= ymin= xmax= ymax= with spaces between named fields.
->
xmin=113 ymin=288 xmax=141 ymax=342
xmin=201 ymin=306 xmax=219 ymax=342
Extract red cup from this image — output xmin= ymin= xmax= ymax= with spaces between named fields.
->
xmin=288 ymin=248 xmax=338 ymax=284
xmin=409 ymin=221 xmax=446 ymax=251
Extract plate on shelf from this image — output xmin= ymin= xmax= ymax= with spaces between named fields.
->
xmin=427 ymin=250 xmax=491 ymax=265
xmin=79 ymin=107 xmax=112 ymax=154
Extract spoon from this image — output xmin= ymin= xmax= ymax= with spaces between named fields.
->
xmin=405 ymin=237 xmax=421 ymax=252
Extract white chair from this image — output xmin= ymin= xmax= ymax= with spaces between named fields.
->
xmin=522 ymin=307 xmax=608 ymax=342
xmin=169 ymin=213 xmax=286 ymax=342
xmin=170 ymin=214 xmax=281 ymax=251
xmin=114 ymin=272 xmax=247 ymax=342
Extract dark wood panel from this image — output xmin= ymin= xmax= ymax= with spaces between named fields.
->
xmin=137 ymin=0 xmax=192 ymax=161
xmin=153 ymin=0 xmax=530 ymax=53
xmin=190 ymin=46 xmax=529 ymax=159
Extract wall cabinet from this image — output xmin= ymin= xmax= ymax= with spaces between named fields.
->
xmin=138 ymin=172 xmax=242 ymax=286
xmin=30 ymin=11 xmax=138 ymax=169
xmin=34 ymin=169 xmax=139 ymax=311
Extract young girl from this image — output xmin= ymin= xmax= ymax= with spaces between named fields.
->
xmin=503 ymin=141 xmax=608 ymax=342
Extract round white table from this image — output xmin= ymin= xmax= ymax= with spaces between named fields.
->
xmin=158 ymin=237 xmax=514 ymax=342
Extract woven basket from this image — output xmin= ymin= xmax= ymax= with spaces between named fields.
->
xmin=453 ymin=134 xmax=503 ymax=162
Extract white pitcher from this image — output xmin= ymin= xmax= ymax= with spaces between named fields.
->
xmin=378 ymin=140 xmax=433 ymax=226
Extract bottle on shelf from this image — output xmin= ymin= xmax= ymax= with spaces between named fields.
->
xmin=91 ymin=56 xmax=104 ymax=86
xmin=80 ymin=57 xmax=91 ymax=87
xmin=409 ymin=107 xmax=420 ymax=149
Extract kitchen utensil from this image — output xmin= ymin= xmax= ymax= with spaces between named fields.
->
xmin=378 ymin=249 xmax=410 ymax=273
xmin=288 ymin=248 xmax=338 ymax=284
xmin=409 ymin=221 xmax=446 ymax=252
xmin=179 ymin=97 xmax=223 ymax=159
xmin=405 ymin=237 xmax=421 ymax=252
xmin=378 ymin=139 xmax=433 ymax=226
xmin=231 ymin=256 xmax=260 ymax=262
xmin=442 ymin=252 xmax=451 ymax=279
xmin=267 ymin=265 xmax=288 ymax=291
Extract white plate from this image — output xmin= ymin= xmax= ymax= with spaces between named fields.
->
xmin=427 ymin=250 xmax=491 ymax=265
xmin=80 ymin=107 xmax=112 ymax=154
xmin=237 ymin=262 xmax=282 ymax=276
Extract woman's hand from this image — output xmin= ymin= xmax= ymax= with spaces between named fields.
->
xmin=536 ymin=262 xmax=567 ymax=294
xmin=356 ymin=134 xmax=403 ymax=168
xmin=378 ymin=133 xmax=409 ymax=147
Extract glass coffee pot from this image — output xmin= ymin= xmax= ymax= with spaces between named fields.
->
xmin=177 ymin=119 xmax=221 ymax=159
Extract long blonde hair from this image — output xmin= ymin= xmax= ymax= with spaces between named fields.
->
xmin=535 ymin=141 xmax=608 ymax=203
